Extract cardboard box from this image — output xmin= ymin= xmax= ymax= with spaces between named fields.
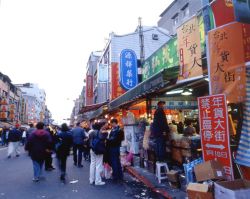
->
xmin=194 ymin=160 xmax=225 ymax=182
xmin=187 ymin=183 xmax=214 ymax=199
xmin=214 ymin=179 xmax=250 ymax=199
xmin=167 ymin=170 xmax=179 ymax=182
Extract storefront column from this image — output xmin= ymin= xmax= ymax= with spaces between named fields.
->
xmin=146 ymin=97 xmax=152 ymax=120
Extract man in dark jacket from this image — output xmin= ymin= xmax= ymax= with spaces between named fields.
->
xmin=107 ymin=119 xmax=124 ymax=182
xmin=7 ymin=124 xmax=22 ymax=158
xmin=152 ymin=101 xmax=169 ymax=162
xmin=25 ymin=122 xmax=51 ymax=182
xmin=71 ymin=122 xmax=86 ymax=167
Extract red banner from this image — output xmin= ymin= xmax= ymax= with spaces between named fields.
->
xmin=111 ymin=62 xmax=125 ymax=100
xmin=198 ymin=94 xmax=234 ymax=180
xmin=85 ymin=75 xmax=93 ymax=105
xmin=211 ymin=0 xmax=235 ymax=27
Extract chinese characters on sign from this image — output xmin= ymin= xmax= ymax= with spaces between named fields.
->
xmin=198 ymin=94 xmax=234 ymax=180
xmin=208 ymin=22 xmax=248 ymax=103
xmin=85 ymin=75 xmax=93 ymax=105
xmin=120 ymin=49 xmax=138 ymax=90
xmin=111 ymin=62 xmax=125 ymax=100
xmin=177 ymin=16 xmax=203 ymax=82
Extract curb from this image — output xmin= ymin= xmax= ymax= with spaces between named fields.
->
xmin=125 ymin=166 xmax=173 ymax=199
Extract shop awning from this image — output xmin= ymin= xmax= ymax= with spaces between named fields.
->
xmin=109 ymin=66 xmax=179 ymax=111
xmin=79 ymin=101 xmax=108 ymax=114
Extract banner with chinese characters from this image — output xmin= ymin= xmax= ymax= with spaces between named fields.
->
xmin=120 ymin=49 xmax=138 ymax=90
xmin=177 ymin=16 xmax=203 ymax=83
xmin=142 ymin=37 xmax=179 ymax=81
xmin=211 ymin=0 xmax=235 ymax=27
xmin=111 ymin=62 xmax=125 ymax=100
xmin=0 ymin=97 xmax=8 ymax=121
xmin=198 ymin=94 xmax=234 ymax=180
xmin=98 ymin=63 xmax=108 ymax=83
xmin=85 ymin=75 xmax=93 ymax=105
xmin=208 ymin=22 xmax=248 ymax=103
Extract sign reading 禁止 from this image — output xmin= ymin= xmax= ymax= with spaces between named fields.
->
xmin=198 ymin=94 xmax=234 ymax=180
xmin=177 ymin=16 xmax=203 ymax=83
xmin=120 ymin=49 xmax=138 ymax=90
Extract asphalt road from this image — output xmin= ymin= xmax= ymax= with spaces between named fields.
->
xmin=0 ymin=146 xmax=160 ymax=199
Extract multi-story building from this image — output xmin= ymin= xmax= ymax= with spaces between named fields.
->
xmin=17 ymin=83 xmax=46 ymax=124
xmin=102 ymin=26 xmax=171 ymax=101
xmin=158 ymin=0 xmax=202 ymax=35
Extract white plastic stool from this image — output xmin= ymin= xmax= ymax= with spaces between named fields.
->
xmin=155 ymin=162 xmax=169 ymax=183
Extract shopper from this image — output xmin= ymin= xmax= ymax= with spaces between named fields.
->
xmin=151 ymin=101 xmax=169 ymax=162
xmin=183 ymin=120 xmax=196 ymax=137
xmin=55 ymin=123 xmax=73 ymax=182
xmin=107 ymin=118 xmax=124 ymax=182
xmin=7 ymin=124 xmax=22 ymax=158
xmin=89 ymin=122 xmax=107 ymax=185
xmin=44 ymin=125 xmax=56 ymax=171
xmin=25 ymin=122 xmax=51 ymax=182
xmin=71 ymin=122 xmax=86 ymax=167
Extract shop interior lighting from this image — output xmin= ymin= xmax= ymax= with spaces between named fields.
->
xmin=166 ymin=89 xmax=183 ymax=95
xmin=181 ymin=88 xmax=192 ymax=96
xmin=205 ymin=77 xmax=209 ymax=81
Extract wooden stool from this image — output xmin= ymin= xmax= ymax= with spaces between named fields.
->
xmin=155 ymin=162 xmax=169 ymax=183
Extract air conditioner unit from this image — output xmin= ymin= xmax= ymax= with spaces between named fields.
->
xmin=152 ymin=34 xmax=159 ymax=40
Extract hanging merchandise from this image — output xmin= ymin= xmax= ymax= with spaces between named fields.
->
xmin=235 ymin=63 xmax=250 ymax=167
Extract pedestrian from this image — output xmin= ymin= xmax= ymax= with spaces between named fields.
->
xmin=27 ymin=123 xmax=36 ymax=140
xmin=89 ymin=122 xmax=107 ymax=186
xmin=71 ymin=122 xmax=86 ymax=167
xmin=107 ymin=118 xmax=124 ymax=182
xmin=25 ymin=122 xmax=52 ymax=182
xmin=21 ymin=127 xmax=27 ymax=146
xmin=44 ymin=125 xmax=56 ymax=171
xmin=183 ymin=120 xmax=196 ymax=137
xmin=151 ymin=101 xmax=169 ymax=162
xmin=55 ymin=123 xmax=73 ymax=182
xmin=7 ymin=124 xmax=22 ymax=158
xmin=83 ymin=121 xmax=91 ymax=161
xmin=1 ymin=126 xmax=8 ymax=146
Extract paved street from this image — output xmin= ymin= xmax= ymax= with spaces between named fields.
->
xmin=0 ymin=146 xmax=161 ymax=199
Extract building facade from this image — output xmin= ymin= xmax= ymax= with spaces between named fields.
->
xmin=158 ymin=0 xmax=202 ymax=35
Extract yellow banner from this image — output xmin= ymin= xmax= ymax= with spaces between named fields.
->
xmin=177 ymin=16 xmax=203 ymax=82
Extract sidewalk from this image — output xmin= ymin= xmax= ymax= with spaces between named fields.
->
xmin=125 ymin=166 xmax=187 ymax=199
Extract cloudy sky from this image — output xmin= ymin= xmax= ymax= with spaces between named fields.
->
xmin=0 ymin=0 xmax=173 ymax=124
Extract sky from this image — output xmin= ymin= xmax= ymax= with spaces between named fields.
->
xmin=0 ymin=0 xmax=173 ymax=124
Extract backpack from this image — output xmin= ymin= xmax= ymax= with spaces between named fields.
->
xmin=91 ymin=131 xmax=106 ymax=155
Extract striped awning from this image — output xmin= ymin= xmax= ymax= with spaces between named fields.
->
xmin=235 ymin=63 xmax=250 ymax=167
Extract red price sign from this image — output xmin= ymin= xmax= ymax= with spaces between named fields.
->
xmin=198 ymin=94 xmax=234 ymax=180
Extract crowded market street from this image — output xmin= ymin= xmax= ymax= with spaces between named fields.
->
xmin=0 ymin=146 xmax=159 ymax=199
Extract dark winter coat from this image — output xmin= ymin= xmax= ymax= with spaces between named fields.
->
xmin=55 ymin=131 xmax=73 ymax=158
xmin=107 ymin=126 xmax=124 ymax=148
xmin=151 ymin=107 xmax=169 ymax=137
xmin=25 ymin=129 xmax=51 ymax=162
xmin=8 ymin=128 xmax=22 ymax=142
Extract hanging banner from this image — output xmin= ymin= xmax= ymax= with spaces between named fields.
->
xmin=208 ymin=22 xmax=248 ymax=103
xmin=243 ymin=23 xmax=250 ymax=62
xmin=120 ymin=49 xmax=138 ymax=90
xmin=142 ymin=37 xmax=179 ymax=81
xmin=198 ymin=94 xmax=234 ymax=180
xmin=233 ymin=0 xmax=250 ymax=24
xmin=177 ymin=16 xmax=203 ymax=83
xmin=111 ymin=62 xmax=125 ymax=100
xmin=211 ymin=0 xmax=235 ymax=27
xmin=98 ymin=63 xmax=108 ymax=82
xmin=85 ymin=75 xmax=93 ymax=105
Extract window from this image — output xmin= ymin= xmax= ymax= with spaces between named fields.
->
xmin=172 ymin=13 xmax=179 ymax=26
xmin=182 ymin=4 xmax=189 ymax=18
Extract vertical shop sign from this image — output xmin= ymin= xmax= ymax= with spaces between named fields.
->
xmin=120 ymin=49 xmax=138 ymax=90
xmin=208 ymin=22 xmax=248 ymax=103
xmin=211 ymin=0 xmax=235 ymax=27
xmin=233 ymin=0 xmax=250 ymax=24
xmin=198 ymin=94 xmax=234 ymax=180
xmin=111 ymin=62 xmax=125 ymax=100
xmin=98 ymin=64 xmax=108 ymax=83
xmin=85 ymin=75 xmax=93 ymax=105
xmin=177 ymin=16 xmax=203 ymax=83
xmin=0 ymin=97 xmax=8 ymax=121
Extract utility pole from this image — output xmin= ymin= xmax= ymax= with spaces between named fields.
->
xmin=138 ymin=17 xmax=145 ymax=64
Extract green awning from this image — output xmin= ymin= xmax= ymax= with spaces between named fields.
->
xmin=109 ymin=66 xmax=179 ymax=111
